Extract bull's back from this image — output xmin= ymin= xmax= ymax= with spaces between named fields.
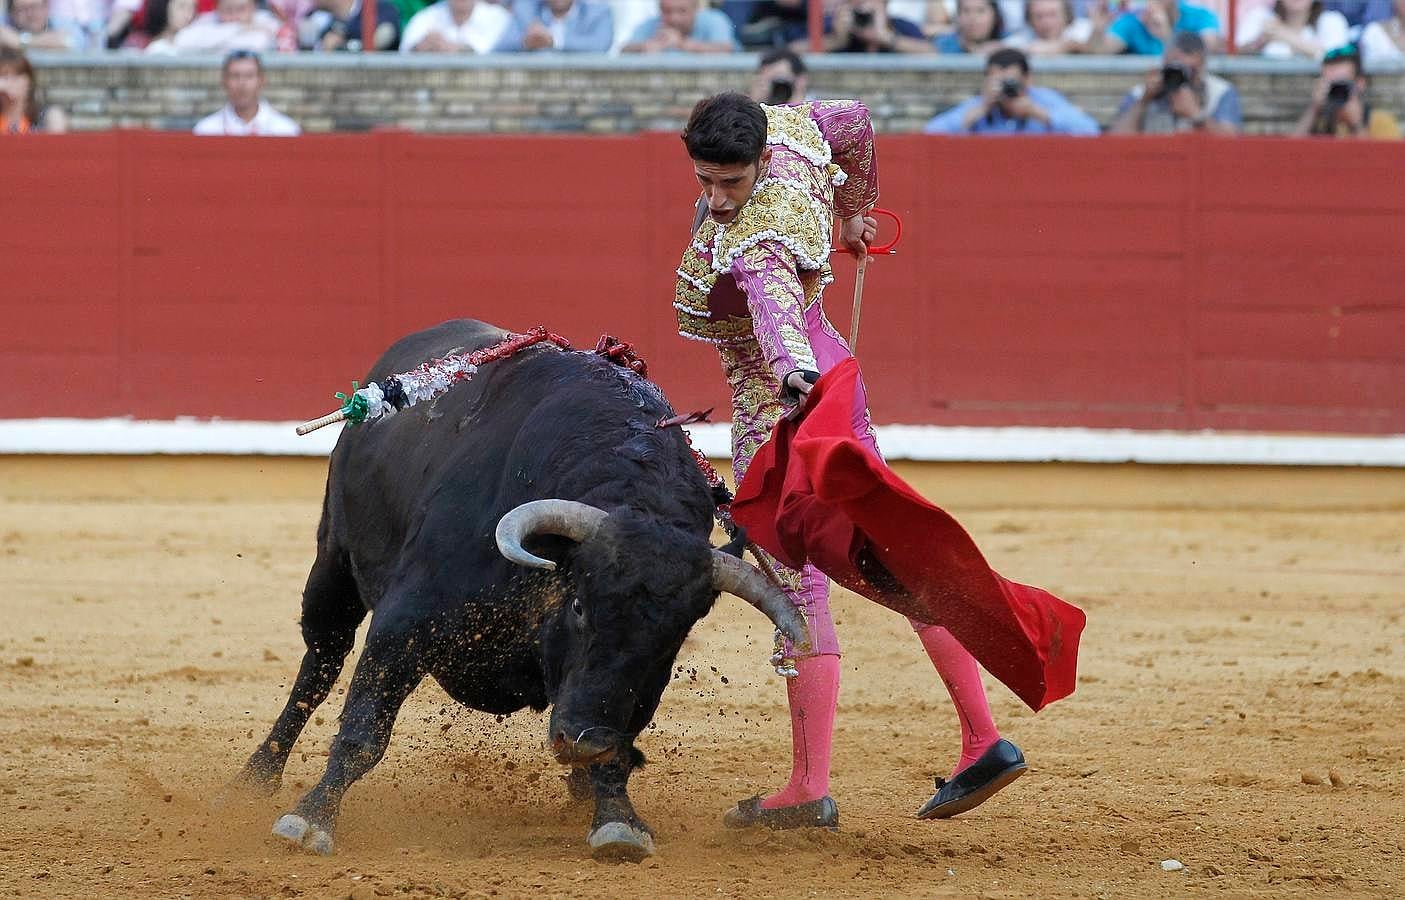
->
xmin=368 ymin=319 xmax=510 ymax=382
xmin=320 ymin=318 xmax=708 ymax=611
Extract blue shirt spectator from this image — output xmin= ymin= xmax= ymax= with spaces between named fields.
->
xmin=1100 ymin=0 xmax=1220 ymax=55
xmin=936 ymin=0 xmax=1006 ymax=53
xmin=300 ymin=0 xmax=403 ymax=51
xmin=622 ymin=0 xmax=741 ymax=52
xmin=1324 ymin=0 xmax=1393 ymax=27
xmin=512 ymin=0 xmax=613 ymax=52
xmin=934 ymin=31 xmax=967 ymax=51
xmin=926 ymin=85 xmax=1101 ymax=134
xmin=924 ymin=48 xmax=1100 ymax=134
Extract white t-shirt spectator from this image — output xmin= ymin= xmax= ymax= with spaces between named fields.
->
xmin=400 ymin=0 xmax=515 ymax=53
xmin=193 ymin=101 xmax=301 ymax=136
xmin=1359 ymin=18 xmax=1405 ymax=71
xmin=173 ymin=10 xmax=282 ymax=52
xmin=1003 ymin=18 xmax=1093 ymax=49
xmin=605 ymin=0 xmax=654 ymax=53
xmin=50 ymin=0 xmax=142 ymax=48
xmin=1234 ymin=7 xmax=1349 ymax=60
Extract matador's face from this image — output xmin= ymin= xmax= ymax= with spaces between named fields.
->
xmin=692 ymin=148 xmax=771 ymax=226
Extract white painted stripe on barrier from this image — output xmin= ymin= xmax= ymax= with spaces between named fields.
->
xmin=1 ymin=418 xmax=1403 ymax=466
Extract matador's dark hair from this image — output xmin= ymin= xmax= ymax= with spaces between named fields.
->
xmin=681 ymin=92 xmax=767 ymax=166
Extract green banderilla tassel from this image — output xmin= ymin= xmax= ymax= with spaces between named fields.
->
xmin=333 ymin=381 xmax=370 ymax=426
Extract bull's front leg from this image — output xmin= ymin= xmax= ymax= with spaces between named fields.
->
xmin=271 ymin=614 xmax=426 ymax=855
xmin=585 ymin=744 xmax=654 ymax=863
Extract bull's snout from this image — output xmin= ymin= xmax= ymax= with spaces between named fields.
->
xmin=549 ymin=725 xmax=621 ymax=766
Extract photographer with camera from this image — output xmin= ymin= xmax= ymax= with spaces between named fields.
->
xmin=1292 ymin=44 xmax=1401 ymax=139
xmin=923 ymin=47 xmax=1100 ymax=134
xmin=1292 ymin=44 xmax=1393 ymax=136
xmin=824 ymin=0 xmax=933 ymax=53
xmin=1108 ymin=32 xmax=1240 ymax=135
xmin=749 ymin=48 xmax=810 ymax=105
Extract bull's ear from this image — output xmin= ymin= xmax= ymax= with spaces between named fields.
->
xmin=716 ymin=526 xmax=747 ymax=559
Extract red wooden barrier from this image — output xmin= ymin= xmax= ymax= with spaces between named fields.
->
xmin=2 ymin=131 xmax=1402 ymax=434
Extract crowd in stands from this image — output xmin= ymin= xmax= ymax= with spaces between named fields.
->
xmin=1 ymin=0 xmax=1401 ymax=135
xmin=1 ymin=0 xmax=1403 ymax=62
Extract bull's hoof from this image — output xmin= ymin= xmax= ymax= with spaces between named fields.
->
xmin=587 ymin=822 xmax=654 ymax=863
xmin=272 ymin=813 xmax=335 ymax=856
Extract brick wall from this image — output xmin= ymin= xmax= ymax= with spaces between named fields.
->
xmin=29 ymin=52 xmax=1405 ymax=135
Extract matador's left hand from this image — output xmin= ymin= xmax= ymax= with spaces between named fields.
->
xmin=840 ymin=213 xmax=878 ymax=259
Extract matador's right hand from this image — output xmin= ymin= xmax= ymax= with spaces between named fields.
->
xmin=840 ymin=213 xmax=878 ymax=259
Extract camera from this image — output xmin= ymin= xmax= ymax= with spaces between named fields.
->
xmin=767 ymin=78 xmax=796 ymax=105
xmin=1160 ymin=63 xmax=1192 ymax=95
xmin=1000 ymin=78 xmax=1023 ymax=99
xmin=852 ymin=8 xmax=875 ymax=27
xmin=1325 ymin=80 xmax=1354 ymax=106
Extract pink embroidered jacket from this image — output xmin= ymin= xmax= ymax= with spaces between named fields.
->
xmin=674 ymin=100 xmax=880 ymax=383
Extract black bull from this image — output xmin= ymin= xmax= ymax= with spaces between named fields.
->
xmin=237 ymin=320 xmax=807 ymax=861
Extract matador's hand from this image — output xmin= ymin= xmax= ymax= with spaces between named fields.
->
xmin=840 ymin=213 xmax=878 ymax=259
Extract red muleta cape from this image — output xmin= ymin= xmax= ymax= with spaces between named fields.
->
xmin=730 ymin=359 xmax=1085 ymax=711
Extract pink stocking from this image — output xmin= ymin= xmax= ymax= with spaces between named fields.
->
xmin=917 ymin=624 xmax=999 ymax=776
xmin=761 ymin=653 xmax=840 ymax=809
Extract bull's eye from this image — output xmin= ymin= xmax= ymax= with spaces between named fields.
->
xmin=571 ymin=598 xmax=584 ymax=618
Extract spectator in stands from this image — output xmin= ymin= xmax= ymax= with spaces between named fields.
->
xmin=0 ymin=46 xmax=66 ymax=132
xmin=913 ymin=0 xmax=952 ymax=38
xmin=934 ymin=0 xmax=1004 ymax=53
xmin=1004 ymin=0 xmax=1092 ymax=55
xmin=193 ymin=49 xmax=300 ymax=135
xmin=1236 ymin=0 xmax=1348 ymax=59
xmin=392 ymin=0 xmax=433 ymax=30
xmin=299 ymin=0 xmax=401 ymax=50
xmin=268 ymin=0 xmax=315 ymax=52
xmin=1 ymin=0 xmax=84 ymax=50
xmin=1109 ymin=32 xmax=1239 ymax=133
xmin=723 ymin=0 xmax=805 ymax=48
xmin=1323 ymin=0 xmax=1391 ymax=29
xmin=924 ymin=46 xmax=1099 ymax=133
xmin=749 ymin=46 xmax=808 ymax=103
xmin=823 ymin=0 xmax=934 ymax=53
xmin=144 ymin=0 xmax=199 ymax=53
xmin=1292 ymin=43 xmax=1401 ymax=138
xmin=1359 ymin=0 xmax=1405 ymax=69
xmin=1087 ymin=0 xmax=1222 ymax=55
xmin=52 ymin=0 xmax=146 ymax=49
xmin=401 ymin=0 xmax=521 ymax=52
xmin=621 ymin=0 xmax=739 ymax=53
xmin=511 ymin=0 xmax=613 ymax=52
xmin=174 ymin=0 xmax=280 ymax=51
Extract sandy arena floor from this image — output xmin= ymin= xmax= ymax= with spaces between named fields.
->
xmin=1 ymin=457 xmax=1402 ymax=898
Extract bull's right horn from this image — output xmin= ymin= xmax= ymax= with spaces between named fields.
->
xmin=710 ymin=551 xmax=810 ymax=650
xmin=496 ymin=500 xmax=609 ymax=571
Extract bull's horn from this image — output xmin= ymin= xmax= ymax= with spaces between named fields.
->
xmin=711 ymin=551 xmax=810 ymax=649
xmin=496 ymin=500 xmax=609 ymax=571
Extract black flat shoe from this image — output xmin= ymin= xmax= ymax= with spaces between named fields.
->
xmin=722 ymin=795 xmax=839 ymax=830
xmin=916 ymin=739 xmax=1027 ymax=820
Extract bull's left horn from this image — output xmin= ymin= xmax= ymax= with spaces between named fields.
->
xmin=711 ymin=551 xmax=810 ymax=649
xmin=495 ymin=500 xmax=609 ymax=571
